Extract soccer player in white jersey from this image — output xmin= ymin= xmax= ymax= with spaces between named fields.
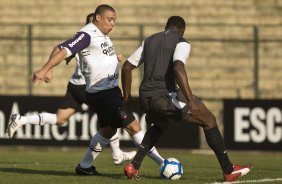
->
xmin=23 ymin=4 xmax=164 ymax=176
xmin=6 ymin=13 xmax=136 ymax=165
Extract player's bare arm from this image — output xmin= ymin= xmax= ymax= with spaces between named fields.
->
xmin=173 ymin=60 xmax=200 ymax=116
xmin=31 ymin=48 xmax=68 ymax=84
xmin=117 ymin=53 xmax=123 ymax=62
xmin=121 ymin=60 xmax=136 ymax=102
xmin=43 ymin=46 xmax=62 ymax=83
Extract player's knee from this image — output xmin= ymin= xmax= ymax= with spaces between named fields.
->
xmin=125 ymin=119 xmax=142 ymax=136
xmin=205 ymin=114 xmax=217 ymax=129
xmin=56 ymin=120 xmax=65 ymax=126
xmin=56 ymin=117 xmax=68 ymax=126
xmin=99 ymin=127 xmax=117 ymax=139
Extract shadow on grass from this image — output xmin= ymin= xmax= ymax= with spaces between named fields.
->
xmin=0 ymin=167 xmax=134 ymax=179
xmin=101 ymin=173 xmax=162 ymax=180
xmin=0 ymin=167 xmax=179 ymax=180
xmin=0 ymin=167 xmax=74 ymax=176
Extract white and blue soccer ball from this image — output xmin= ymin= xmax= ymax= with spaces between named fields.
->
xmin=160 ymin=158 xmax=183 ymax=180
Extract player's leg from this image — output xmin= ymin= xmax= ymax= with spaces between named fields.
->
xmin=110 ymin=130 xmax=137 ymax=165
xmin=97 ymin=87 xmax=164 ymax=166
xmin=55 ymin=108 xmax=76 ymax=126
xmin=183 ymin=97 xmax=234 ymax=172
xmin=78 ymin=126 xmax=115 ymax=167
xmin=6 ymin=112 xmax=57 ymax=138
xmin=76 ymin=88 xmax=132 ymax=175
xmin=124 ymin=119 xmax=164 ymax=166
xmin=6 ymin=82 xmax=79 ymax=138
xmin=71 ymin=84 xmax=135 ymax=165
xmin=76 ymin=126 xmax=115 ymax=175
xmin=55 ymin=82 xmax=85 ymax=126
xmin=6 ymin=106 xmax=77 ymax=138
xmin=182 ymin=96 xmax=254 ymax=181
xmin=124 ymin=109 xmax=169 ymax=179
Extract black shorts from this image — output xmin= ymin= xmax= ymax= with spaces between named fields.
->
xmin=141 ymin=89 xmax=189 ymax=124
xmin=59 ymin=82 xmax=86 ymax=111
xmin=85 ymin=87 xmax=135 ymax=129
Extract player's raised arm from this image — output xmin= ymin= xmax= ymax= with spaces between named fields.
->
xmin=31 ymin=31 xmax=91 ymax=84
xmin=31 ymin=48 xmax=68 ymax=84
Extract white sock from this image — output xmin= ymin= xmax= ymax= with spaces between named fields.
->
xmin=79 ymin=132 xmax=110 ymax=168
xmin=109 ymin=131 xmax=122 ymax=159
xmin=131 ymin=131 xmax=164 ymax=165
xmin=20 ymin=113 xmax=57 ymax=126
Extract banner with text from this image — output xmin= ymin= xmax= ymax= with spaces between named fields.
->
xmin=0 ymin=96 xmax=199 ymax=148
xmin=224 ymin=99 xmax=282 ymax=151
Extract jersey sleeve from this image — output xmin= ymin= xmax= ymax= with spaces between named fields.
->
xmin=173 ymin=42 xmax=191 ymax=64
xmin=127 ymin=41 xmax=144 ymax=67
xmin=57 ymin=31 xmax=91 ymax=57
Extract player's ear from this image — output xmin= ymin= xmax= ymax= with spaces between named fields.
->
xmin=96 ymin=14 xmax=101 ymax=21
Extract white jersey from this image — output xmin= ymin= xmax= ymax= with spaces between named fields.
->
xmin=61 ymin=23 xmax=119 ymax=93
xmin=69 ymin=54 xmax=86 ymax=85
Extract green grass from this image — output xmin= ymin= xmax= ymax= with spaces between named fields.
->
xmin=0 ymin=147 xmax=281 ymax=184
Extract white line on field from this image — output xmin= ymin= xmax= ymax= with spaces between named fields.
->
xmin=207 ymin=178 xmax=282 ymax=184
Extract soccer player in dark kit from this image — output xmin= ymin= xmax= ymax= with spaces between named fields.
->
xmin=122 ymin=15 xmax=254 ymax=182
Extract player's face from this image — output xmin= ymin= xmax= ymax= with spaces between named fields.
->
xmin=95 ymin=10 xmax=116 ymax=35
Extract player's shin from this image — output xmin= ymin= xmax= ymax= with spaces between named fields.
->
xmin=79 ymin=132 xmax=110 ymax=168
xmin=131 ymin=125 xmax=165 ymax=168
xmin=204 ymin=126 xmax=233 ymax=174
xmin=109 ymin=131 xmax=122 ymax=157
xmin=18 ymin=113 xmax=57 ymax=126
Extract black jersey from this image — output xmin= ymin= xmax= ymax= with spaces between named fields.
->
xmin=128 ymin=29 xmax=190 ymax=98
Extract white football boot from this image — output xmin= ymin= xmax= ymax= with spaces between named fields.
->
xmin=113 ymin=150 xmax=137 ymax=165
xmin=6 ymin=114 xmax=22 ymax=138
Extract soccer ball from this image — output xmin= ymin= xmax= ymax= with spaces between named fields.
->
xmin=160 ymin=158 xmax=183 ymax=180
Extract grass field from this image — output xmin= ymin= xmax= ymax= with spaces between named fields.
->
xmin=0 ymin=147 xmax=281 ymax=184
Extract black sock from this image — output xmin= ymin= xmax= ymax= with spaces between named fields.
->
xmin=132 ymin=125 xmax=164 ymax=170
xmin=204 ymin=126 xmax=233 ymax=174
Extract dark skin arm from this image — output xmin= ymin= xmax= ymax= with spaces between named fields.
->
xmin=174 ymin=60 xmax=200 ymax=116
xmin=121 ymin=60 xmax=137 ymax=102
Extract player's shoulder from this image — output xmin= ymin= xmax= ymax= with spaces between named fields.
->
xmin=145 ymin=31 xmax=165 ymax=42
xmin=80 ymin=23 xmax=101 ymax=37
xmin=165 ymin=30 xmax=189 ymax=44
xmin=179 ymin=37 xmax=189 ymax=44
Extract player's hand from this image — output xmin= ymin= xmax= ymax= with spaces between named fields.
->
xmin=44 ymin=69 xmax=53 ymax=83
xmin=123 ymin=95 xmax=133 ymax=112
xmin=188 ymin=97 xmax=200 ymax=116
xmin=30 ymin=69 xmax=47 ymax=84
xmin=117 ymin=53 xmax=123 ymax=62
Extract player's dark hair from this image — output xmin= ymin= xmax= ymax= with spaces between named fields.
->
xmin=165 ymin=16 xmax=186 ymax=30
xmin=93 ymin=4 xmax=115 ymax=21
xmin=85 ymin=13 xmax=95 ymax=25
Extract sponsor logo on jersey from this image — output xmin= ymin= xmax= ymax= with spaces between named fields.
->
xmin=107 ymin=73 xmax=118 ymax=81
xmin=81 ymin=50 xmax=90 ymax=56
xmin=101 ymin=42 xmax=116 ymax=56
xmin=68 ymin=33 xmax=85 ymax=48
